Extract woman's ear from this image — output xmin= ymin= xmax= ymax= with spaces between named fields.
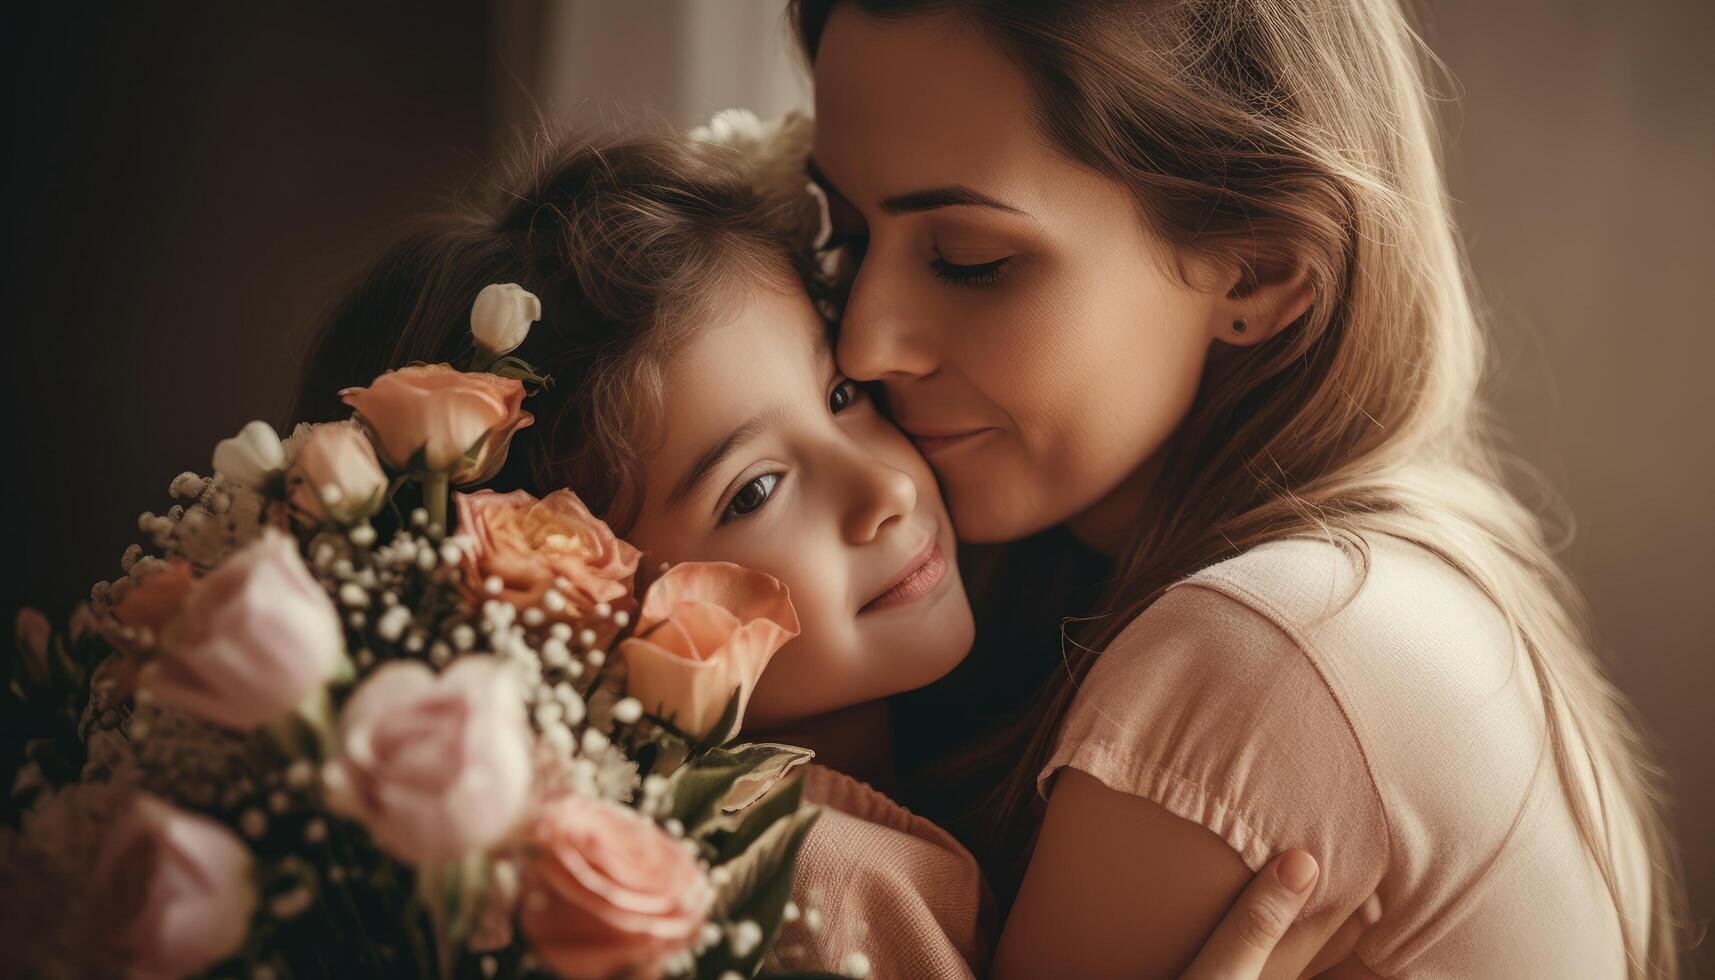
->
xmin=1211 ymin=260 xmax=1315 ymax=348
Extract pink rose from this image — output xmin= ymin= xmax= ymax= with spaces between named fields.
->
xmin=322 ymin=657 xmax=533 ymax=864
xmin=144 ymin=529 xmax=343 ymax=730
xmin=341 ymin=364 xmax=533 ymax=484
xmin=284 ymin=420 xmax=388 ymax=525
xmin=618 ymin=562 xmax=799 ymax=741
xmin=94 ymin=793 xmax=256 ymax=980
xmin=456 ymin=489 xmax=641 ymax=640
xmin=521 ymin=796 xmax=709 ymax=980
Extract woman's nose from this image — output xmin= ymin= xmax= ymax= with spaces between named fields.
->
xmin=839 ymin=453 xmax=918 ymax=545
xmin=836 ymin=261 xmax=938 ymax=382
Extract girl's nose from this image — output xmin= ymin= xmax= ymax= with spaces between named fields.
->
xmin=839 ymin=452 xmax=918 ymax=545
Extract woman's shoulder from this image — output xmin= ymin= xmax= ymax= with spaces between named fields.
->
xmin=1175 ymin=532 xmax=1514 ymax=659
xmin=1162 ymin=533 xmax=1536 ymax=733
xmin=1060 ymin=530 xmax=1549 ymax=863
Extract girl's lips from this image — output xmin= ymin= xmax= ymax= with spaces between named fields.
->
xmin=860 ymin=538 xmax=947 ymax=614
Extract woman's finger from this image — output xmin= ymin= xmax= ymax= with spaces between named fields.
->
xmin=1179 ymin=849 xmax=1319 ymax=980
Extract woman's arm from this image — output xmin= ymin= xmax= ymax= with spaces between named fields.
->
xmin=993 ymin=769 xmax=1366 ymax=980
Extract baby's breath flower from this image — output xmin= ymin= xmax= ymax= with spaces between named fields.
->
xmin=612 ymin=697 xmax=643 ymax=725
xmin=730 ymin=920 xmax=763 ymax=957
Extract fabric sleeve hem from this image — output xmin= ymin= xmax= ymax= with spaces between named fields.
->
xmin=1036 ymin=741 xmax=1276 ymax=875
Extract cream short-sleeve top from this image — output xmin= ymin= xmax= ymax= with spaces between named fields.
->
xmin=1038 ymin=534 xmax=1652 ymax=978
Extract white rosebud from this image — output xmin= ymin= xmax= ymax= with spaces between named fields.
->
xmin=212 ymin=420 xmax=286 ymax=489
xmin=470 ymin=282 xmax=540 ymax=357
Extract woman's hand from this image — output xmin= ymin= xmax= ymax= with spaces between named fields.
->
xmin=1180 ymin=850 xmax=1365 ymax=980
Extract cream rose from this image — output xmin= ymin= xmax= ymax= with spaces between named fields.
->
xmin=471 ymin=282 xmax=540 ymax=357
xmin=456 ymin=489 xmax=641 ymax=640
xmin=520 ymin=795 xmax=709 ymax=980
xmin=93 ymin=793 xmax=256 ymax=980
xmin=618 ymin=562 xmax=799 ymax=741
xmin=211 ymin=420 xmax=286 ymax=489
xmin=322 ymin=657 xmax=534 ymax=865
xmin=284 ymin=420 xmax=388 ymax=525
xmin=144 ymin=529 xmax=343 ymax=730
xmin=340 ymin=364 xmax=532 ymax=485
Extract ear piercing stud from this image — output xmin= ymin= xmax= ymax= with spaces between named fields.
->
xmin=1232 ymin=319 xmax=1248 ymax=335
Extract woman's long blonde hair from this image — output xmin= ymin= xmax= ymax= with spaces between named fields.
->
xmin=793 ymin=0 xmax=1689 ymax=974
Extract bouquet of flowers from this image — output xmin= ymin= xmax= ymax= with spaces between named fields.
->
xmin=2 ymin=284 xmax=833 ymax=980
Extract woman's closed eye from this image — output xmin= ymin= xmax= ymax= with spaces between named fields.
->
xmin=932 ymin=255 xmax=1011 ymax=286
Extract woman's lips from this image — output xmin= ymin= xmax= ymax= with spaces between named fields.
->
xmin=901 ymin=425 xmax=996 ymax=456
xmin=860 ymin=537 xmax=947 ymax=614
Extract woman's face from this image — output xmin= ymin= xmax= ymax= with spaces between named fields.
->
xmin=809 ymin=6 xmax=1240 ymax=544
xmin=625 ymin=279 xmax=973 ymax=729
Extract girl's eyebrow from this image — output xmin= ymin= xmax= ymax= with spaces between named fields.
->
xmin=665 ymin=404 xmax=793 ymax=511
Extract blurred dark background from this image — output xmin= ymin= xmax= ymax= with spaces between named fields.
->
xmin=6 ymin=2 xmax=1711 ymax=970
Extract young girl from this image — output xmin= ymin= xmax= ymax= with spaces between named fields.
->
xmin=792 ymin=0 xmax=1691 ymax=976
xmin=293 ymin=127 xmax=1343 ymax=978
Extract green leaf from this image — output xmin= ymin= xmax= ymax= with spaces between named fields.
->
xmin=699 ymin=803 xmax=822 ymax=978
xmin=711 ymin=743 xmax=814 ymax=815
xmin=488 ymin=356 xmax=554 ymax=394
xmin=714 ymin=775 xmax=804 ymax=864
xmin=666 ymin=761 xmax=747 ymax=832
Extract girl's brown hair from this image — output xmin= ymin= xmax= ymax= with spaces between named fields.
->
xmin=792 ymin=1 xmax=1689 ymax=975
xmin=293 ymin=129 xmax=820 ymax=533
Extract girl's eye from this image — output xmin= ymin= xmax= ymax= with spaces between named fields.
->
xmin=931 ymin=256 xmax=1010 ymax=286
xmin=829 ymin=378 xmax=862 ymax=414
xmin=720 ymin=473 xmax=781 ymax=524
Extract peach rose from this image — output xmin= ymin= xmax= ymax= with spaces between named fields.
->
xmin=340 ymin=364 xmax=533 ymax=485
xmin=618 ymin=562 xmax=799 ymax=741
xmin=106 ymin=560 xmax=195 ymax=653
xmin=456 ymin=489 xmax=641 ymax=638
xmin=94 ymin=793 xmax=257 ymax=980
xmin=322 ymin=657 xmax=533 ymax=865
xmin=521 ymin=796 xmax=709 ymax=980
xmin=144 ymin=529 xmax=343 ymax=730
xmin=284 ymin=420 xmax=388 ymax=525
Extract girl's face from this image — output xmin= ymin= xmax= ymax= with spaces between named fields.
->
xmin=624 ymin=279 xmax=973 ymax=730
xmin=809 ymin=7 xmax=1274 ymax=544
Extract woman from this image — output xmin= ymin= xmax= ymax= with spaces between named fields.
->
xmin=792 ymin=0 xmax=1689 ymax=976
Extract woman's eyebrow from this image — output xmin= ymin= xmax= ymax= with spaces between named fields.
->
xmin=807 ymin=156 xmax=1027 ymax=217
xmin=665 ymin=405 xmax=792 ymax=510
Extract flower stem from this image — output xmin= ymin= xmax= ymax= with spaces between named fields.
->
xmin=422 ymin=471 xmax=449 ymax=534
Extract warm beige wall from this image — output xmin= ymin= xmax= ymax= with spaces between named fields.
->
xmin=1421 ymin=1 xmax=1714 ymax=962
